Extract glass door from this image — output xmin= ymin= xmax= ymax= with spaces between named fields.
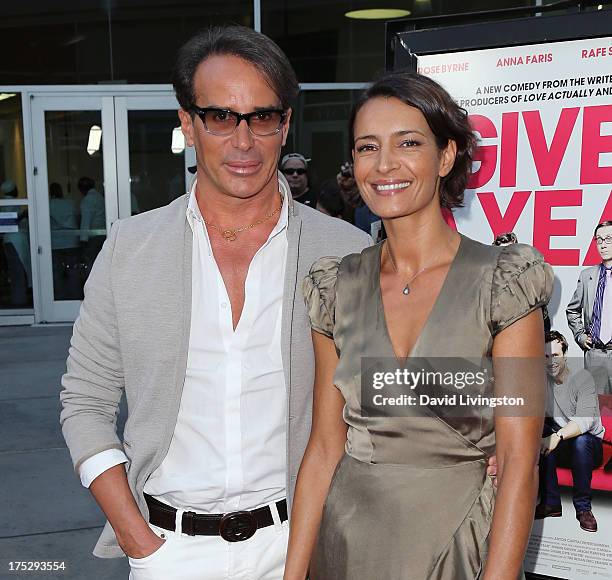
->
xmin=31 ymin=92 xmax=194 ymax=323
xmin=31 ymin=95 xmax=118 ymax=322
xmin=114 ymin=95 xmax=195 ymax=219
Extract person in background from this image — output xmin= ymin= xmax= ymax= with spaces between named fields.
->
xmin=78 ymin=176 xmax=106 ymax=269
xmin=131 ymin=192 xmax=141 ymax=215
xmin=537 ymin=330 xmax=605 ymax=532
xmin=49 ymin=182 xmax=81 ymax=300
xmin=0 ymin=179 xmax=30 ymax=306
xmin=78 ymin=177 xmax=106 ymax=241
xmin=493 ymin=232 xmax=518 ymax=246
xmin=343 ymin=160 xmax=380 ymax=235
xmin=567 ymin=220 xmax=612 ymax=395
xmin=316 ymin=181 xmax=345 ymax=218
xmin=280 ymin=153 xmax=317 ymax=208
xmin=335 ymin=161 xmax=361 ymax=224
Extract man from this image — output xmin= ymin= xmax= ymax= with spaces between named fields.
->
xmin=78 ymin=176 xmax=106 ymax=241
xmin=279 ymin=153 xmax=317 ymax=207
xmin=49 ymin=182 xmax=81 ymax=300
xmin=78 ymin=176 xmax=106 ymax=268
xmin=315 ymin=180 xmax=345 ymax=218
xmin=567 ymin=221 xmax=612 ymax=395
xmin=60 ymin=26 xmax=370 ymax=579
xmin=536 ymin=331 xmax=605 ymax=532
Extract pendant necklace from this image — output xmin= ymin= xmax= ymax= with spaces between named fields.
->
xmin=385 ymin=242 xmax=436 ymax=296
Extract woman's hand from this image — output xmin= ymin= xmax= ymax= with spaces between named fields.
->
xmin=487 ymin=455 xmax=498 ymax=486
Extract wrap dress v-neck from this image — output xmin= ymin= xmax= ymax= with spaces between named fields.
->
xmin=302 ymin=235 xmax=554 ymax=580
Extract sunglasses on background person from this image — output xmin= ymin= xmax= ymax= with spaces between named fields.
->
xmin=282 ymin=168 xmax=307 ymax=176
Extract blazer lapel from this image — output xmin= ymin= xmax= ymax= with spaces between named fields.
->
xmin=145 ymin=199 xmax=193 ymax=479
xmin=177 ymin=215 xmax=193 ymax=390
xmin=586 ymin=266 xmax=599 ymax=320
xmin=282 ymin=200 xmax=302 ymax=395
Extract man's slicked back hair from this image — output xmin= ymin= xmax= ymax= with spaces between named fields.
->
xmin=173 ymin=25 xmax=299 ymax=114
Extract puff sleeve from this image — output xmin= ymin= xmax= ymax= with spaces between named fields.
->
xmin=491 ymin=244 xmax=554 ymax=336
xmin=302 ymin=256 xmax=341 ymax=338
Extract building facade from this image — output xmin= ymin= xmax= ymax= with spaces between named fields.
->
xmin=0 ymin=0 xmax=588 ymax=323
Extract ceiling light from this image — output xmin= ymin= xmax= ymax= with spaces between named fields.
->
xmin=87 ymin=125 xmax=102 ymax=155
xmin=171 ymin=127 xmax=185 ymax=154
xmin=345 ymin=8 xmax=411 ymax=19
xmin=0 ymin=93 xmax=16 ymax=101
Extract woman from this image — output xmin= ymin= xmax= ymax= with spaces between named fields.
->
xmin=284 ymin=72 xmax=553 ymax=580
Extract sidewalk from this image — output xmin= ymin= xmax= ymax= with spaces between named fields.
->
xmin=0 ymin=325 xmax=129 ymax=580
xmin=0 ymin=325 xmax=561 ymax=580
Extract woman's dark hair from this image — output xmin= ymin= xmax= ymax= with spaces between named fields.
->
xmin=493 ymin=232 xmax=518 ymax=246
xmin=349 ymin=71 xmax=477 ymax=209
xmin=545 ymin=330 xmax=568 ymax=355
xmin=173 ymin=26 xmax=299 ymax=115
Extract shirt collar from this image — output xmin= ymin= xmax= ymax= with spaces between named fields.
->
xmin=186 ymin=176 xmax=289 ymax=240
xmin=186 ymin=181 xmax=202 ymax=231
xmin=599 ymin=263 xmax=612 ymax=274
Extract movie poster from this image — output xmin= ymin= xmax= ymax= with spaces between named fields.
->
xmin=418 ymin=37 xmax=612 ymax=579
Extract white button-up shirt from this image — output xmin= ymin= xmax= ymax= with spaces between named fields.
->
xmin=79 ymin=181 xmax=289 ymax=514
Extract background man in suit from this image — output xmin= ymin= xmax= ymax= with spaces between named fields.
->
xmin=567 ymin=220 xmax=612 ymax=394
xmin=60 ymin=26 xmax=370 ymax=580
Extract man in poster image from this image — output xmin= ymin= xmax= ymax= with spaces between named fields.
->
xmin=59 ymin=26 xmax=371 ymax=579
xmin=536 ymin=331 xmax=605 ymax=532
xmin=567 ymin=220 xmax=612 ymax=395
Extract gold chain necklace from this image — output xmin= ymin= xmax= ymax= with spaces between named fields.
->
xmin=203 ymin=195 xmax=282 ymax=241
xmin=385 ymin=242 xmax=437 ymax=296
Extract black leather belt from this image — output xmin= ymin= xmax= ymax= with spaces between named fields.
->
xmin=144 ymin=493 xmax=287 ymax=542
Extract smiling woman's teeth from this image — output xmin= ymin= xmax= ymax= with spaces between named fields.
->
xmin=374 ymin=182 xmax=410 ymax=191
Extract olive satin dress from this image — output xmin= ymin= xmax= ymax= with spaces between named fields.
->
xmin=302 ymin=235 xmax=553 ymax=580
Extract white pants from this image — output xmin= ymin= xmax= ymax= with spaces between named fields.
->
xmin=128 ymin=502 xmax=289 ymax=580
